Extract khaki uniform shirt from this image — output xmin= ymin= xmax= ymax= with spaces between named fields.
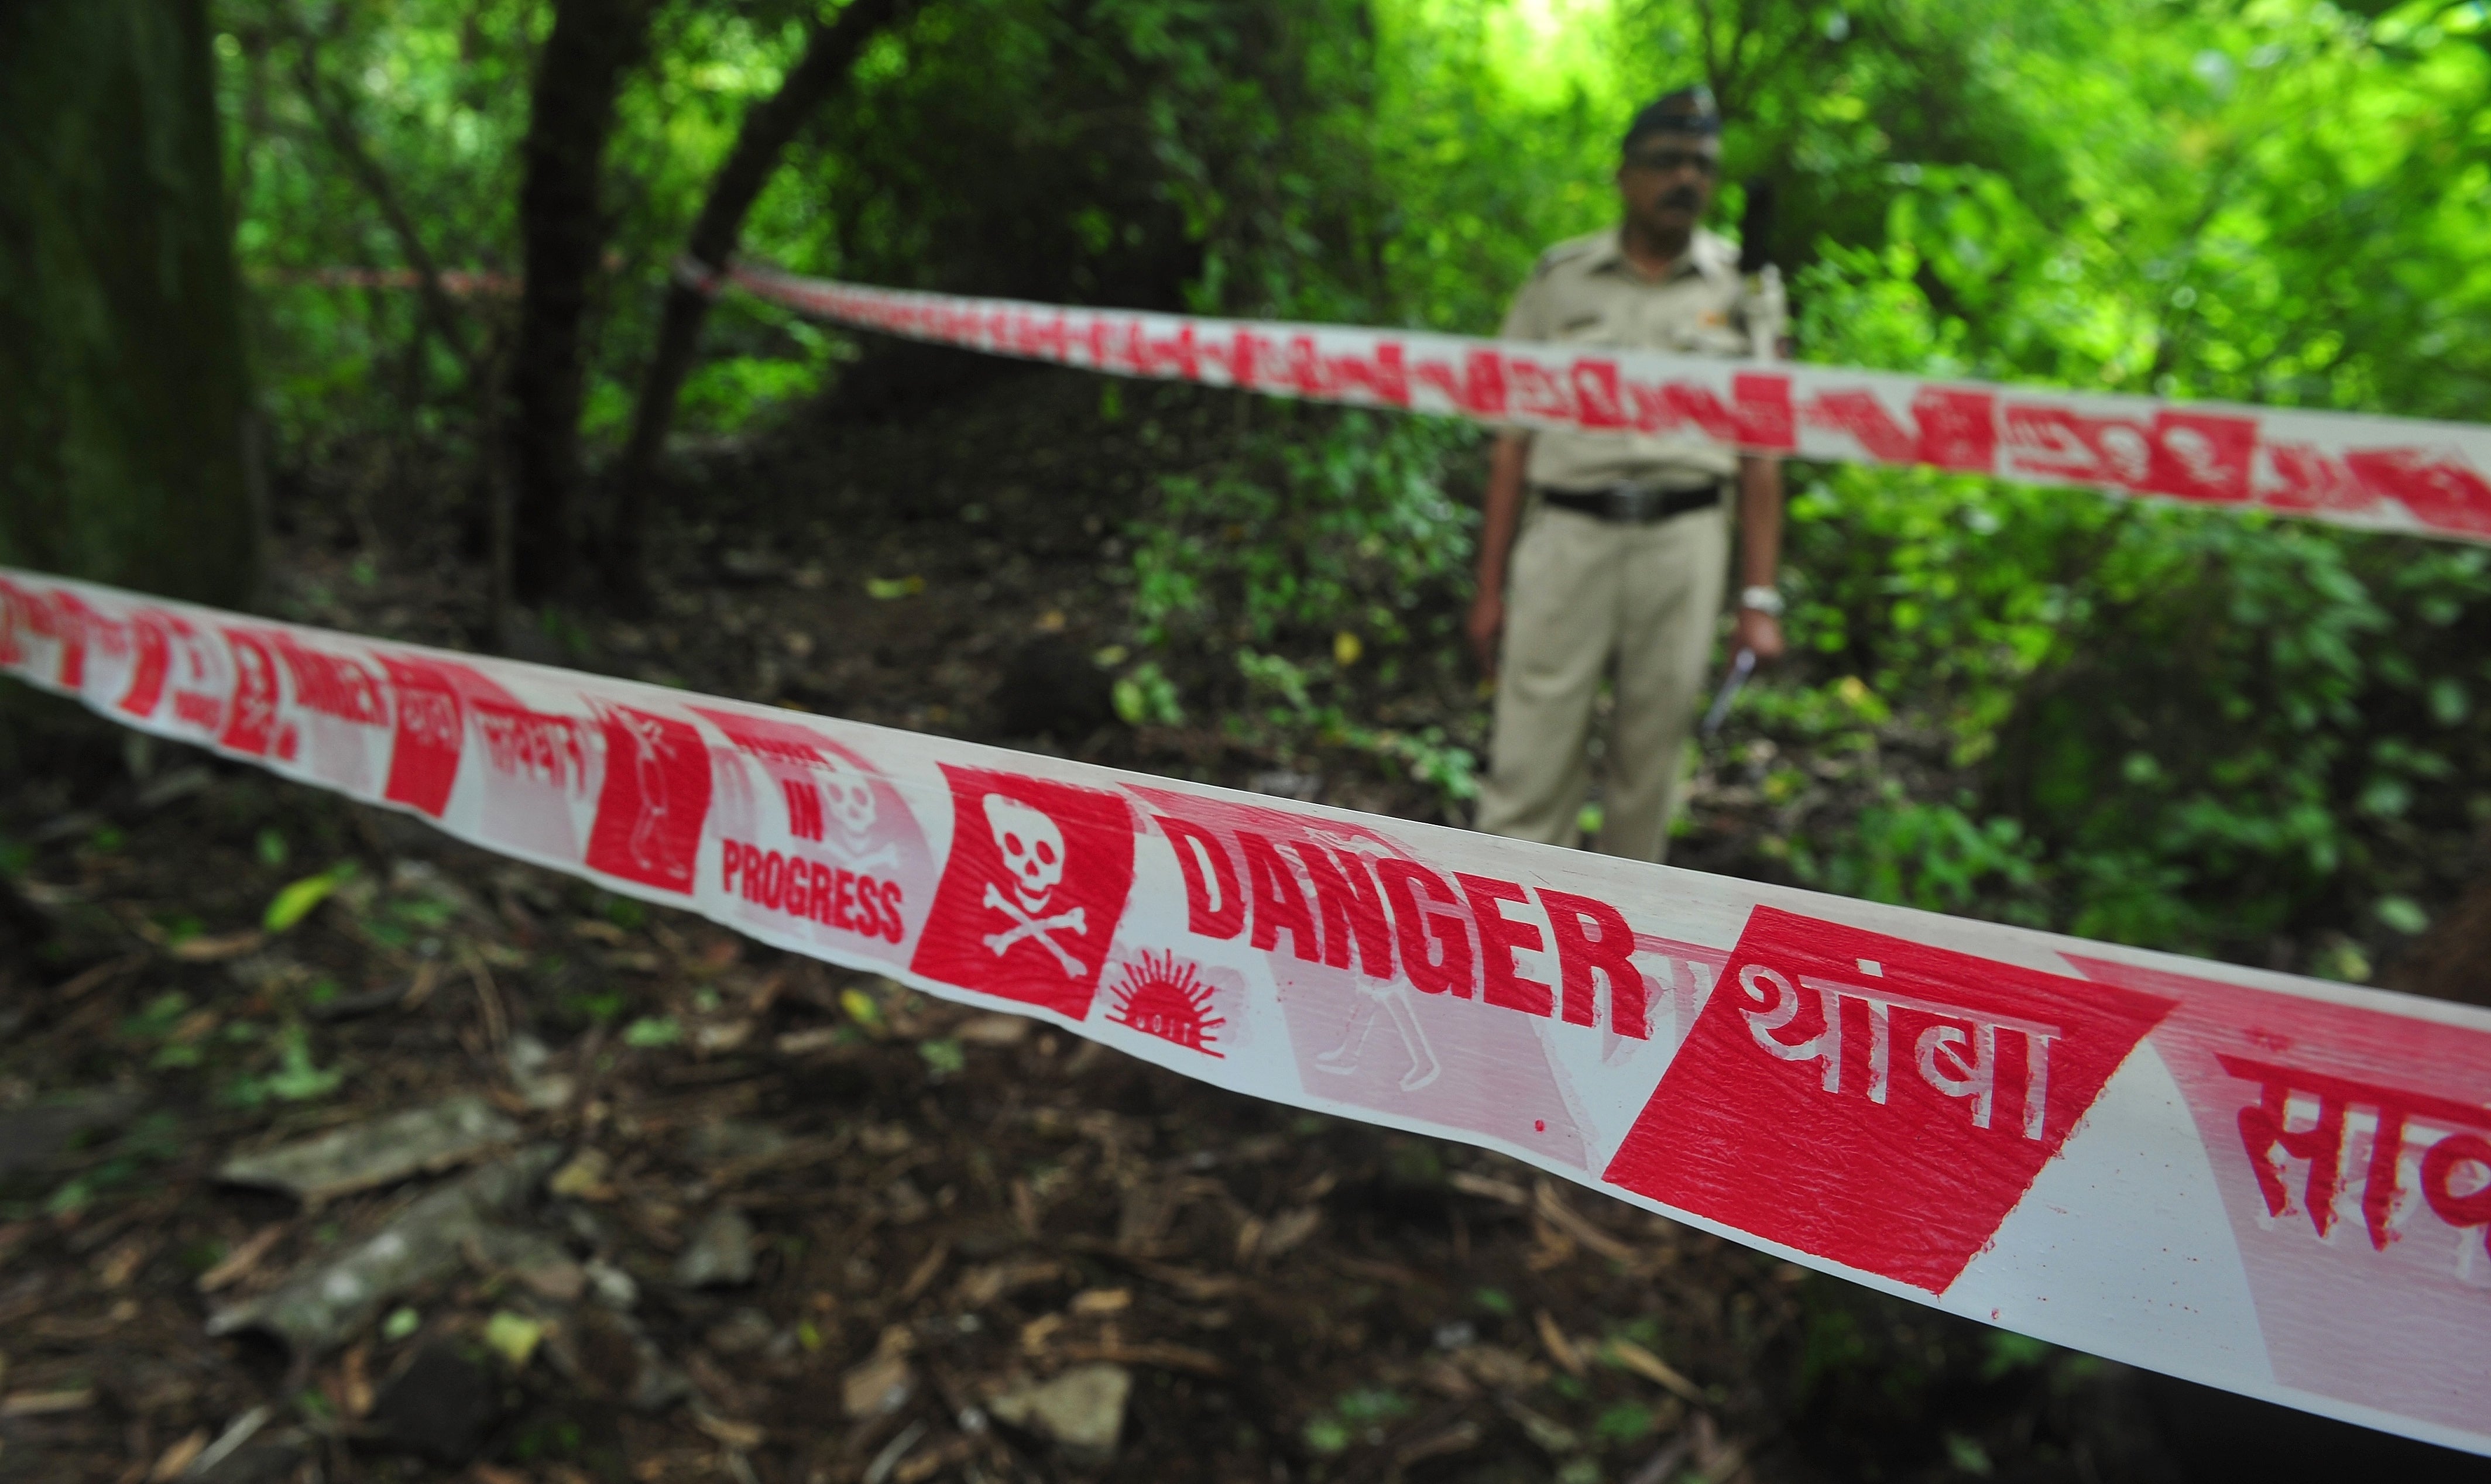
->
xmin=1498 ymin=225 xmax=1785 ymax=490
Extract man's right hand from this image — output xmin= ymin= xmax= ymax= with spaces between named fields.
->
xmin=1466 ymin=590 xmax=1505 ymax=678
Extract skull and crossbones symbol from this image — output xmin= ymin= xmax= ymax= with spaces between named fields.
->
xmin=814 ymin=754 xmax=900 ymax=874
xmin=979 ymin=793 xmax=1087 ymax=977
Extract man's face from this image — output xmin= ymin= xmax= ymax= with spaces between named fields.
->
xmin=1617 ymin=129 xmax=1720 ymax=242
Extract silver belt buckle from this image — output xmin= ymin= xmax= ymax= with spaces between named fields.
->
xmin=1605 ymin=483 xmax=1662 ymax=522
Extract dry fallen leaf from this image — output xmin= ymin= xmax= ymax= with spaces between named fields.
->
xmin=1605 ymin=1337 xmax=1706 ymax=1404
xmin=1 ymin=1387 xmax=97 ymax=1417
xmin=894 ymin=1435 xmax=979 ymax=1484
xmin=341 ymin=1344 xmax=373 ymax=1419
xmin=694 ymin=1019 xmax=754 ymax=1053
xmin=1254 ymin=1206 xmax=1320 ymax=1260
xmin=196 ymin=1223 xmax=285 ymax=1294
xmin=840 ymin=1352 xmax=912 ymax=1420
xmin=170 ymin=929 xmax=266 ymax=963
xmin=897 ymin=1242 xmax=951 ymax=1303
xmin=1535 ymin=1308 xmax=1586 ymax=1377
xmin=548 ymin=1149 xmax=615 ymax=1201
xmin=1454 ymin=1344 xmax=1547 ymax=1392
xmin=691 ymin=1410 xmax=765 ymax=1449
xmin=400 ymin=959 xmax=441 ymax=1011
xmin=1395 ymin=1418 xmax=1484 ymax=1470
xmin=1449 ymin=1170 xmax=1529 ymax=1206
xmin=1419 ymin=1356 xmax=1479 ymax=1400
xmin=954 ymin=1259 xmax=1062 ymax=1308
xmin=955 ymin=1013 xmax=1031 ymax=1046
xmin=52 ymin=953 xmax=140 ymax=999
xmin=1535 ymin=1179 xmax=1639 ymax=1263
xmin=147 ymin=1428 xmax=210 ymax=1483
xmin=94 ymin=1234 xmax=150 ymax=1289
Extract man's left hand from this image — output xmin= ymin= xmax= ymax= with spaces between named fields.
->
xmin=1737 ymin=608 xmax=1785 ymax=662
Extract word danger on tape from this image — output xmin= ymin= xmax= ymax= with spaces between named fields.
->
xmin=7 ymin=566 xmax=2491 ymax=1455
xmin=699 ymin=258 xmax=2491 ymax=546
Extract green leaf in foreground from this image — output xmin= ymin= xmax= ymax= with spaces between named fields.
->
xmin=622 ymin=1016 xmax=682 ymax=1049
xmin=263 ymin=862 xmax=357 ymax=934
xmin=485 ymin=1310 xmax=545 ymax=1368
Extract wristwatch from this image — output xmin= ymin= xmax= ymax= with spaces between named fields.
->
xmin=1738 ymin=585 xmax=1785 ymax=617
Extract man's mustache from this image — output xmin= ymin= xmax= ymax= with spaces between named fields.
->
xmin=1661 ymin=187 xmax=1703 ymax=211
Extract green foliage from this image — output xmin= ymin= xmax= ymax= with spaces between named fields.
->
xmin=1304 ymin=1386 xmax=1413 ymax=1454
xmin=222 ymin=1021 xmax=348 ymax=1107
xmin=1111 ymin=661 xmax=1185 ymax=726
xmin=210 ymin=0 xmax=2491 ymax=970
xmin=1232 ymin=647 xmax=1481 ymax=813
xmin=1980 ymin=1330 xmax=2054 ymax=1381
xmin=1126 ymin=405 xmax=1483 ymax=810
xmin=622 ymin=1014 xmax=682 ymax=1048
xmin=1772 ymin=15 xmax=2491 ymax=959
xmin=122 ymin=991 xmax=196 ymax=1045
xmin=263 ymin=860 xmax=356 ymax=933
xmin=1131 ymin=408 xmax=1476 ymax=655
xmin=218 ymin=0 xmax=533 ymax=446
xmin=1593 ymin=1400 xmax=1659 ymax=1444
xmin=1793 ymin=795 xmax=2044 ymax=923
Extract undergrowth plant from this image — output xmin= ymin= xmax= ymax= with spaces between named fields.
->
xmin=1124 ymin=403 xmax=1486 ymax=813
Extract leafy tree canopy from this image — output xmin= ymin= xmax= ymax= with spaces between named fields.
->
xmin=215 ymin=0 xmax=2491 ymax=974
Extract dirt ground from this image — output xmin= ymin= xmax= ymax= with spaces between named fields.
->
xmin=4 ymin=369 xmax=2482 ymax=1484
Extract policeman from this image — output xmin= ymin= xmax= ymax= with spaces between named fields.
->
xmin=1466 ymin=85 xmax=1786 ymax=863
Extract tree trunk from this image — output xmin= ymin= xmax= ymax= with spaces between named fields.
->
xmin=506 ymin=0 xmax=655 ymax=605
xmin=605 ymin=0 xmax=914 ymax=609
xmin=0 ymin=0 xmax=261 ymax=610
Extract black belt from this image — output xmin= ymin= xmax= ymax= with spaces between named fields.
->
xmin=1539 ymin=482 xmax=1724 ymax=523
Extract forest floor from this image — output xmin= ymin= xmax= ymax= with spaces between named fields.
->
xmin=2 ymin=367 xmax=2478 ymax=1484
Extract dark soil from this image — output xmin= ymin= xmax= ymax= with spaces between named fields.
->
xmin=5 ymin=369 xmax=2482 ymax=1484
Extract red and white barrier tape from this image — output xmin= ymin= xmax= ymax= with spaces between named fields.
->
xmin=701 ymin=258 xmax=2491 ymax=545
xmin=8 ymin=566 xmax=2491 ymax=1454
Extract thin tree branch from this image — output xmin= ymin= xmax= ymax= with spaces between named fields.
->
xmin=279 ymin=6 xmax=481 ymax=383
xmin=605 ymin=0 xmax=918 ymax=606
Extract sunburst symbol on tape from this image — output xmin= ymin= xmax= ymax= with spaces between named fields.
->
xmin=1107 ymin=950 xmax=1224 ymax=1057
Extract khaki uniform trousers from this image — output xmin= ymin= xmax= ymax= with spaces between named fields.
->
xmin=1474 ymin=500 xmax=1727 ymax=863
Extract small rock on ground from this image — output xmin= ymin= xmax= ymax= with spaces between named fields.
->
xmin=989 ymin=1363 xmax=1131 ymax=1464
xmin=215 ymin=1094 xmax=517 ymax=1200
xmin=672 ymin=1205 xmax=757 ymax=1287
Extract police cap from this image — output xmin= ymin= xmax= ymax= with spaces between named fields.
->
xmin=1622 ymin=85 xmax=1721 ymax=150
